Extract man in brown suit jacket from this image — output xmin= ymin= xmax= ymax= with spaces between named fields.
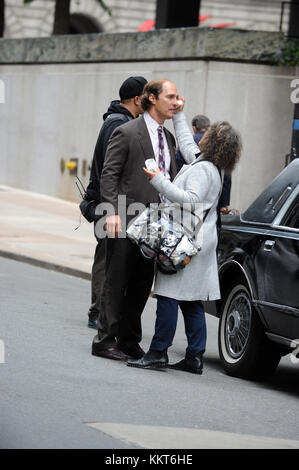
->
xmin=92 ymin=79 xmax=179 ymax=361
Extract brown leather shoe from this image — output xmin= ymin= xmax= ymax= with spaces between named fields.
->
xmin=92 ymin=347 xmax=128 ymax=361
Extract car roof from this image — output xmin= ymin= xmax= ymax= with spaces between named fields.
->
xmin=242 ymin=159 xmax=299 ymax=225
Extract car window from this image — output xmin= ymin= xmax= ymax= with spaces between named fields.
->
xmin=282 ymin=198 xmax=299 ymax=229
xmin=242 ymin=160 xmax=299 ymax=225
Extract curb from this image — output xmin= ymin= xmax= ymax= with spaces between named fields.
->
xmin=0 ymin=250 xmax=91 ymax=281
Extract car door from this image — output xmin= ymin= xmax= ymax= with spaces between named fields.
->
xmin=259 ymin=193 xmax=299 ymax=339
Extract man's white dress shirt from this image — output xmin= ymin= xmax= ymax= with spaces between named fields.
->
xmin=143 ymin=111 xmax=171 ymax=180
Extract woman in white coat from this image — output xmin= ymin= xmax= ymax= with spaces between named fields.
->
xmin=127 ymin=103 xmax=242 ymax=375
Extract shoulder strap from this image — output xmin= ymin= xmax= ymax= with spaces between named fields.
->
xmin=215 ymin=166 xmax=223 ymax=233
xmin=193 ymin=160 xmax=223 ymax=226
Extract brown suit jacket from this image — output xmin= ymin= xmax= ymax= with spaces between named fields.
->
xmin=100 ymin=115 xmax=177 ymax=223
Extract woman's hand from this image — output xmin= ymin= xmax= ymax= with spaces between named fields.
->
xmin=143 ymin=167 xmax=161 ymax=180
xmin=174 ymin=96 xmax=185 ymax=114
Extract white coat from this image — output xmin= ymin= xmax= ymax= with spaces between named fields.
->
xmin=150 ymin=112 xmax=223 ymax=301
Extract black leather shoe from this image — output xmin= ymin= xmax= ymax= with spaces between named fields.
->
xmin=169 ymin=354 xmax=203 ymax=375
xmin=127 ymin=349 xmax=168 ymax=369
xmin=117 ymin=343 xmax=145 ymax=360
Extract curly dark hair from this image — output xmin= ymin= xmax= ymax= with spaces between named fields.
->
xmin=199 ymin=121 xmax=242 ymax=173
xmin=140 ymin=79 xmax=167 ymax=111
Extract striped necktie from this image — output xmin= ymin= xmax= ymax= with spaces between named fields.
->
xmin=157 ymin=125 xmax=167 ymax=203
xmin=157 ymin=125 xmax=166 ymax=174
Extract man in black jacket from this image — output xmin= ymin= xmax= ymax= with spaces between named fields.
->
xmin=91 ymin=78 xmax=178 ymax=361
xmin=82 ymin=76 xmax=148 ymax=328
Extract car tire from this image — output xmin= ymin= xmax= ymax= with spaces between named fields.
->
xmin=218 ymin=280 xmax=281 ymax=380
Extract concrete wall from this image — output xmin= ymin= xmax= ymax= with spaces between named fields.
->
xmin=0 ymin=59 xmax=296 ymax=212
xmin=0 ymin=29 xmax=297 ymax=212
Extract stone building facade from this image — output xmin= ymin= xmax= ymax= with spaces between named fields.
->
xmin=4 ymin=0 xmax=289 ymax=39
xmin=0 ymin=28 xmax=295 ymax=210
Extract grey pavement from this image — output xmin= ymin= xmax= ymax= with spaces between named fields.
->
xmin=1 ymin=185 xmax=299 ymax=450
xmin=0 ymin=184 xmax=96 ymax=279
xmin=1 ymin=257 xmax=299 ymax=450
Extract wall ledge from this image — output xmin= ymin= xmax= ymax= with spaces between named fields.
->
xmin=0 ymin=27 xmax=285 ymax=65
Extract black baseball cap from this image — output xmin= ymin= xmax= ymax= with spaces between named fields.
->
xmin=119 ymin=76 xmax=147 ymax=100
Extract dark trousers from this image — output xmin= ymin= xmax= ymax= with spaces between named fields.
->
xmin=96 ymin=238 xmax=154 ymax=349
xmin=88 ymin=240 xmax=106 ymax=322
xmin=150 ymin=295 xmax=206 ymax=358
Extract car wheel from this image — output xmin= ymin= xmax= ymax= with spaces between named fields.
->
xmin=218 ymin=280 xmax=281 ymax=379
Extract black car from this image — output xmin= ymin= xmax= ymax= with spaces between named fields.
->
xmin=209 ymin=158 xmax=299 ymax=380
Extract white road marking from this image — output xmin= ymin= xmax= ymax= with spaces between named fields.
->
xmin=86 ymin=422 xmax=299 ymax=449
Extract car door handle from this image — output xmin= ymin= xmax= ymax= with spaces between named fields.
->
xmin=264 ymin=240 xmax=275 ymax=251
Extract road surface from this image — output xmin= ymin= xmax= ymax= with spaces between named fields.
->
xmin=0 ymin=257 xmax=298 ymax=449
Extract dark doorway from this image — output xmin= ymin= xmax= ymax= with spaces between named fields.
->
xmin=69 ymin=13 xmax=102 ymax=34
xmin=155 ymin=0 xmax=200 ymax=29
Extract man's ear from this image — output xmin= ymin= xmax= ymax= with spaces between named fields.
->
xmin=148 ymin=93 xmax=156 ymax=105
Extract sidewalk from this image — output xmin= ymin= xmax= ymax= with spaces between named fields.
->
xmin=0 ymin=185 xmax=96 ymax=279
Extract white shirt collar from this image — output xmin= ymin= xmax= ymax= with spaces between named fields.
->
xmin=143 ymin=111 xmax=163 ymax=135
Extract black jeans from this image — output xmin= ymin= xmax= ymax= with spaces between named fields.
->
xmin=88 ymin=240 xmax=106 ymax=322
xmin=95 ymin=238 xmax=154 ymax=350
